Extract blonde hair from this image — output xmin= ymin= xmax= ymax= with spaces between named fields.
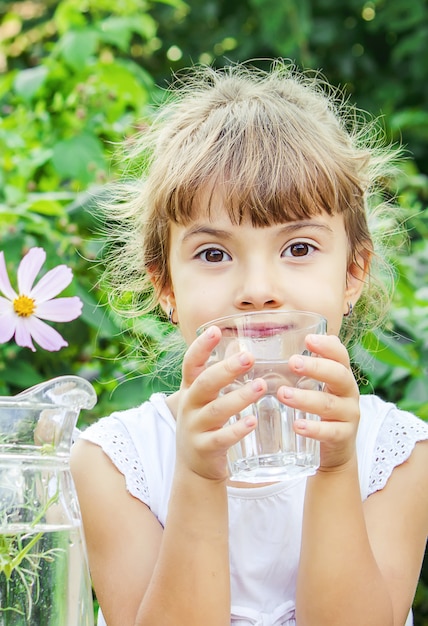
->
xmin=102 ymin=60 xmax=400 ymax=346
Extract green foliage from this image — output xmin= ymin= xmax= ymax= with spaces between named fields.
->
xmin=0 ymin=0 xmax=184 ymax=419
xmin=354 ymin=206 xmax=428 ymax=418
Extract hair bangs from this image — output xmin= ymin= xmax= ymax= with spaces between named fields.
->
xmin=156 ymin=112 xmax=363 ymax=228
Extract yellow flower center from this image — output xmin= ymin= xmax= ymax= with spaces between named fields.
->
xmin=13 ymin=294 xmax=36 ymax=317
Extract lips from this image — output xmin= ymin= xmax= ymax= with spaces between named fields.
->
xmin=221 ymin=323 xmax=296 ymax=338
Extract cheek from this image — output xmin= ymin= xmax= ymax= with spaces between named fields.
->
xmin=309 ymin=277 xmax=347 ymax=336
xmin=173 ymin=297 xmax=212 ymax=344
xmin=328 ymin=315 xmax=345 ymax=337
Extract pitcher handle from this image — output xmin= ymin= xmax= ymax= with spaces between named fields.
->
xmin=16 ymin=376 xmax=97 ymax=410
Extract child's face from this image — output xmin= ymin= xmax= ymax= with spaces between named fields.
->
xmin=160 ymin=190 xmax=366 ymax=345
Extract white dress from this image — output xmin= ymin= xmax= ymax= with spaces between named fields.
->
xmin=79 ymin=393 xmax=428 ymax=626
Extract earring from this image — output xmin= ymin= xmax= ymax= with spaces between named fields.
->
xmin=168 ymin=308 xmax=178 ymax=325
xmin=344 ymin=302 xmax=353 ymax=318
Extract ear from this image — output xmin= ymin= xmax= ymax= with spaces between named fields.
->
xmin=158 ymin=289 xmax=176 ymax=318
xmin=149 ymin=273 xmax=176 ymax=318
xmin=343 ymin=251 xmax=371 ymax=315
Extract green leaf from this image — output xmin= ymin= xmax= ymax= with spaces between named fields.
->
xmin=0 ymin=360 xmax=44 ymax=387
xmin=13 ymin=66 xmax=49 ymax=101
xmin=97 ymin=17 xmax=133 ymax=50
xmin=98 ymin=15 xmax=157 ymax=50
xmin=92 ymin=61 xmax=152 ymax=112
xmin=28 ymin=199 xmax=65 ymax=217
xmin=51 ymin=134 xmax=106 ymax=184
xmin=54 ymin=0 xmax=87 ymax=34
xmin=404 ymin=377 xmax=428 ymax=406
xmin=154 ymin=0 xmax=188 ymax=6
xmin=58 ymin=29 xmax=98 ymax=71
xmin=75 ymin=285 xmax=122 ymax=338
xmin=107 ymin=376 xmax=152 ymax=411
xmin=361 ymin=331 xmax=420 ymax=375
xmin=389 ymin=109 xmax=428 ymax=134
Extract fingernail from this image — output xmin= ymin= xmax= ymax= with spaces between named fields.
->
xmin=252 ymin=379 xmax=264 ymax=392
xmin=205 ymin=326 xmax=217 ymax=339
xmin=307 ymin=333 xmax=319 ymax=345
xmin=281 ymin=386 xmax=294 ymax=399
xmin=244 ymin=416 xmax=257 ymax=427
xmin=239 ymin=352 xmax=252 ymax=366
xmin=292 ymin=355 xmax=304 ymax=370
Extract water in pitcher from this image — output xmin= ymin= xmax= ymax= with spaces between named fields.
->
xmin=0 ymin=523 xmax=93 ymax=626
xmin=0 ymin=376 xmax=97 ymax=625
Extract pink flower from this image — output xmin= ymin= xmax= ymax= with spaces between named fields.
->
xmin=0 ymin=247 xmax=83 ymax=352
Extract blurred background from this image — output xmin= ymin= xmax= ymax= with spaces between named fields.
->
xmin=0 ymin=0 xmax=427 ymax=620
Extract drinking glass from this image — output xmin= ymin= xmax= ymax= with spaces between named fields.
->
xmin=198 ymin=310 xmax=327 ymax=482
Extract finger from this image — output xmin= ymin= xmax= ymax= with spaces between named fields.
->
xmin=278 ymin=384 xmax=358 ymax=424
xmin=181 ymin=325 xmax=223 ymax=387
xmin=292 ymin=415 xmax=355 ymax=447
xmin=305 ymin=333 xmax=351 ymax=367
xmin=195 ymin=377 xmax=266 ymax=431
xmin=287 ymin=351 xmax=357 ymax=398
xmin=189 ymin=348 xmax=259 ymax=405
xmin=196 ymin=410 xmax=259 ymax=455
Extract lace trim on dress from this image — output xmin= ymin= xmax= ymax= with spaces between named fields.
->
xmin=368 ymin=408 xmax=428 ymax=496
xmin=80 ymin=417 xmax=150 ymax=507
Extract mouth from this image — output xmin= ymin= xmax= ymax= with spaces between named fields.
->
xmin=198 ymin=310 xmax=325 ymax=341
xmin=221 ymin=323 xmax=296 ymax=338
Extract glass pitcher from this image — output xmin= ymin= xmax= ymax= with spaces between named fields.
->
xmin=0 ymin=376 xmax=97 ymax=626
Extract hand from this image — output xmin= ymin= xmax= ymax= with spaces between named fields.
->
xmin=277 ymin=334 xmax=360 ymax=470
xmin=176 ymin=325 xmax=267 ymax=481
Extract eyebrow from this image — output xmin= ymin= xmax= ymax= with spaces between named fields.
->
xmin=181 ymin=226 xmax=234 ymax=242
xmin=181 ymin=220 xmax=334 ymax=242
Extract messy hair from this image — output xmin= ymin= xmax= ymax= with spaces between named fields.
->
xmin=102 ymin=60 xmax=400 ymax=346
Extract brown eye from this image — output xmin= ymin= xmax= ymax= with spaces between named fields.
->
xmin=289 ymin=243 xmax=311 ymax=257
xmin=281 ymin=241 xmax=316 ymax=258
xmin=200 ymin=248 xmax=231 ymax=263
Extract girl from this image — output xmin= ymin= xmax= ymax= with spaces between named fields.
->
xmin=71 ymin=62 xmax=428 ymax=626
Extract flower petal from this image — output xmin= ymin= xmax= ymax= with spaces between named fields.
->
xmin=0 ymin=252 xmax=18 ymax=300
xmin=14 ymin=318 xmax=36 ymax=352
xmin=30 ymin=265 xmax=73 ymax=302
xmin=0 ymin=295 xmax=14 ymax=314
xmin=25 ymin=316 xmax=68 ymax=351
xmin=17 ymin=248 xmax=46 ymax=294
xmin=0 ymin=304 xmax=16 ymax=343
xmin=35 ymin=297 xmax=83 ymax=322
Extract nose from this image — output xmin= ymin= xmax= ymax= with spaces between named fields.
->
xmin=234 ymin=258 xmax=283 ymax=311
